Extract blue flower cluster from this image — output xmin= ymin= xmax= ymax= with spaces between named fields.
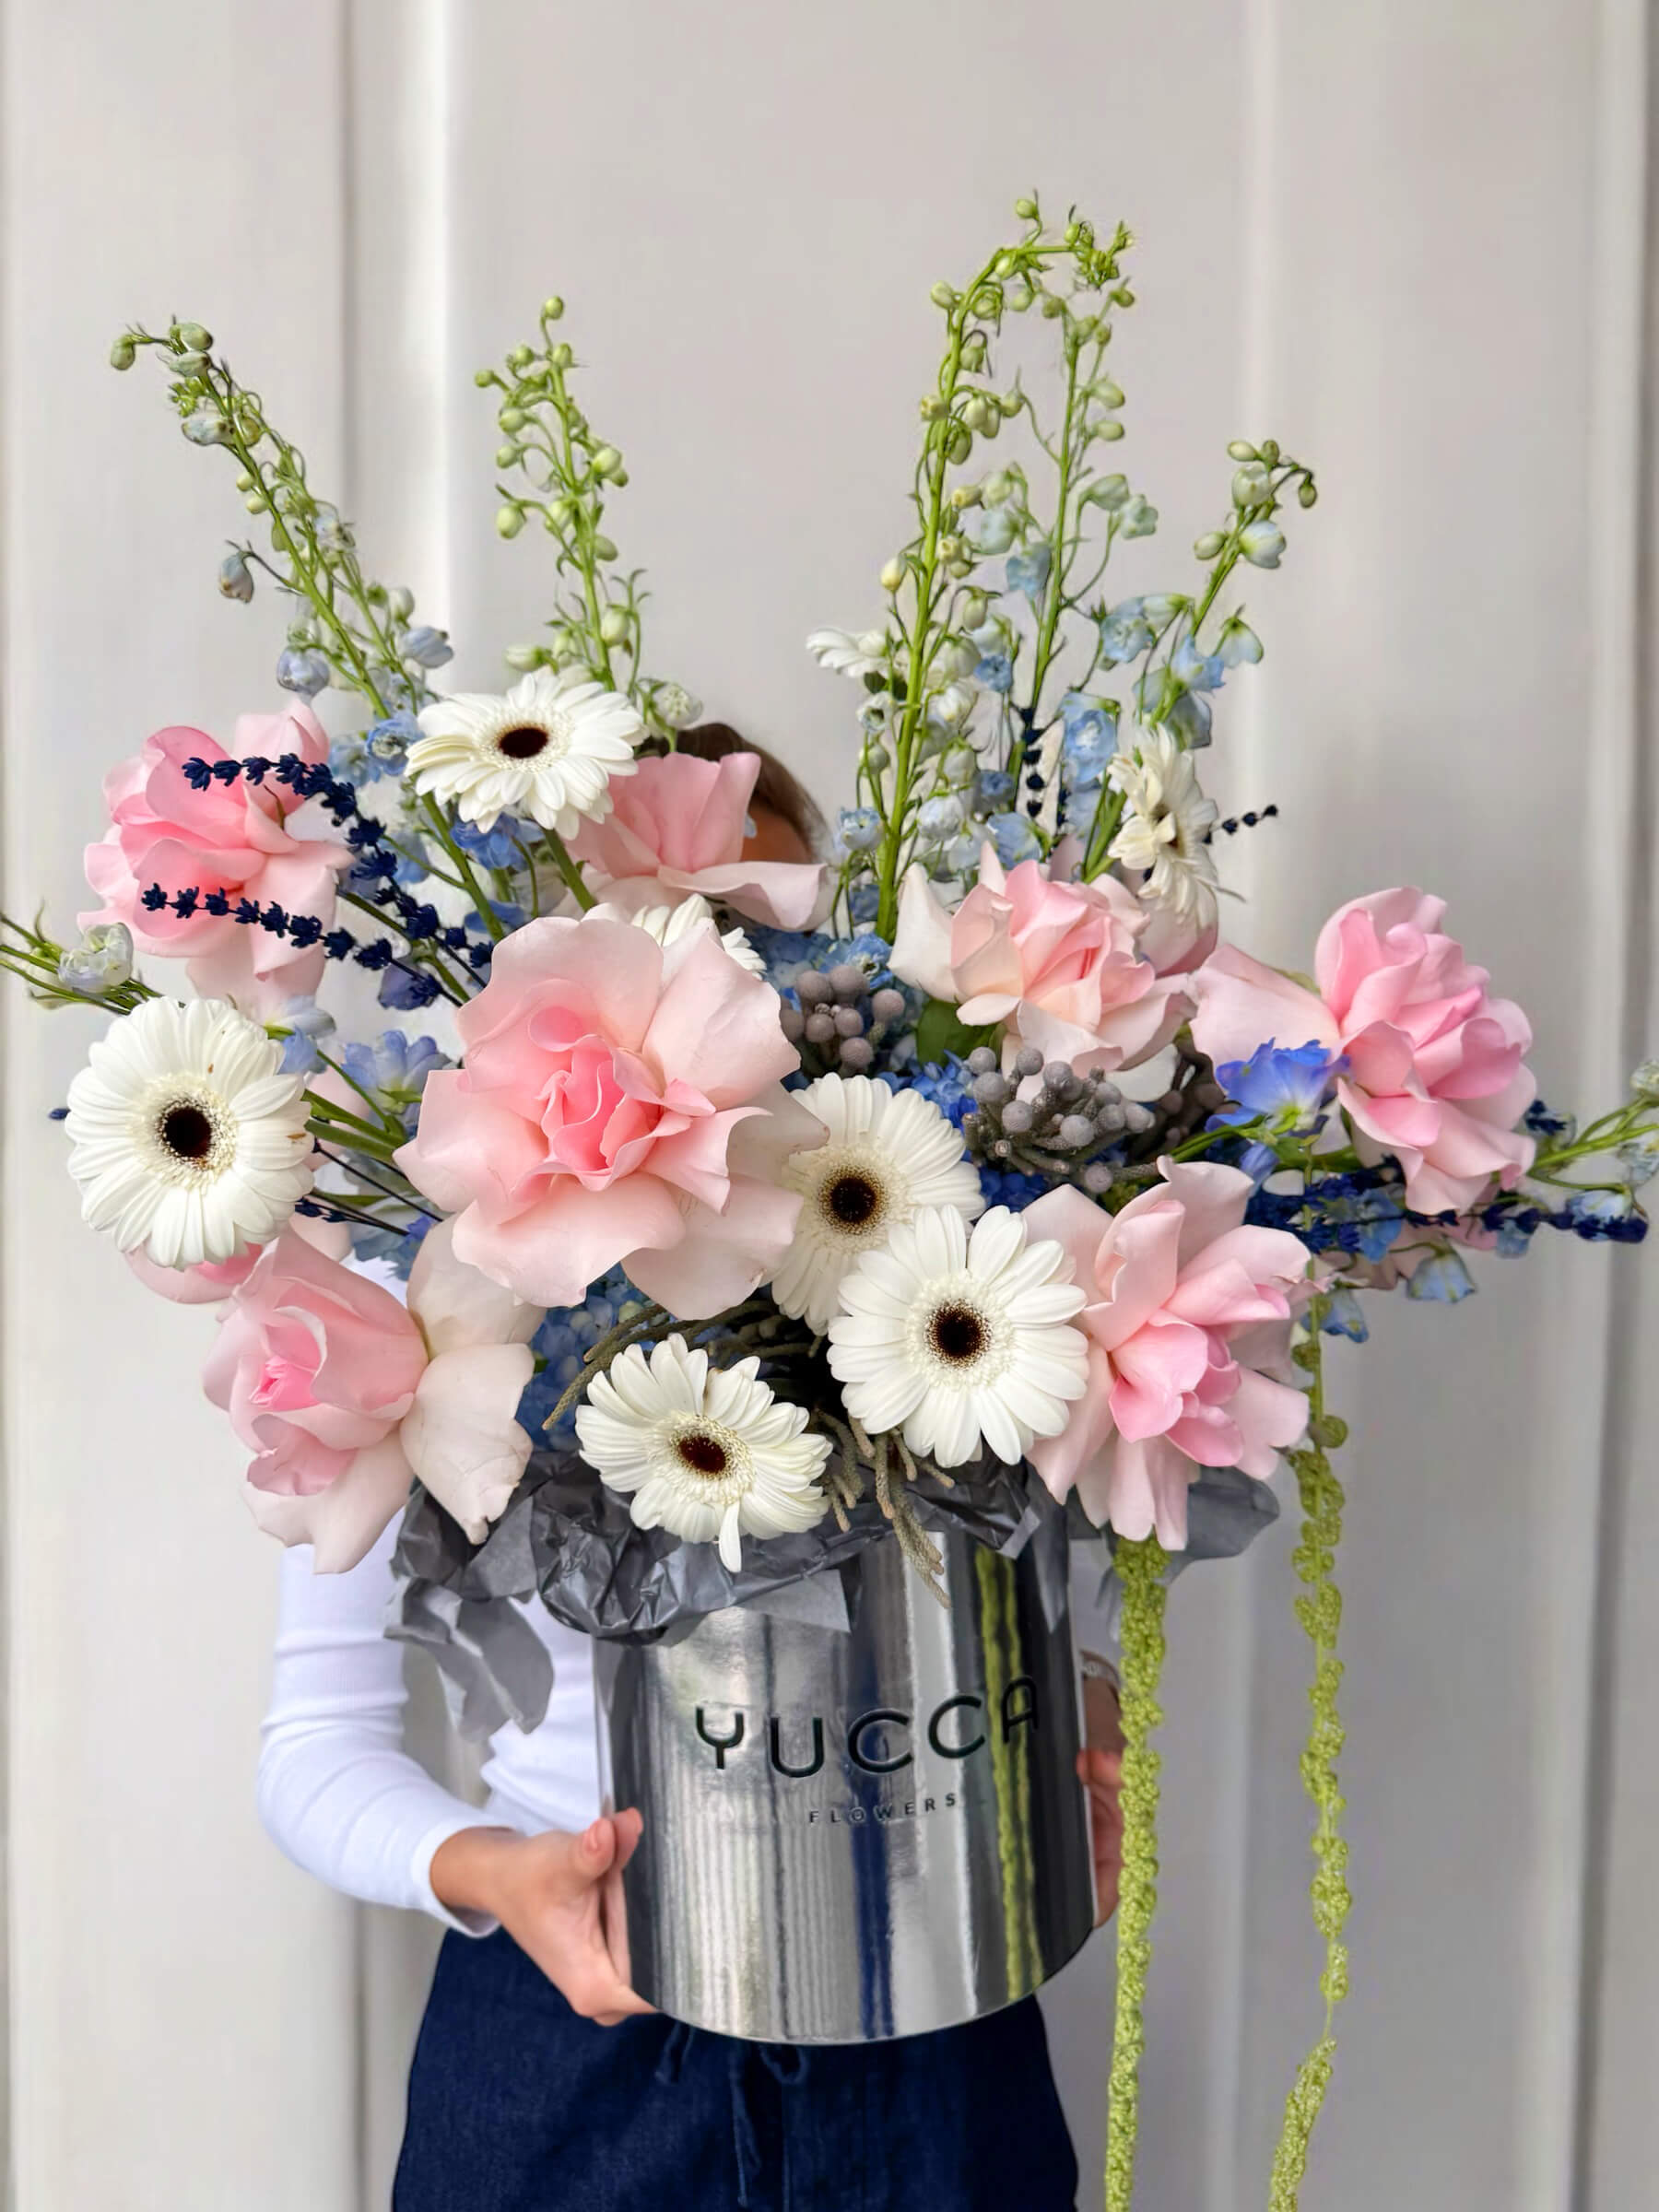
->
xmin=517 ymin=1270 xmax=638 ymax=1444
xmin=1210 ymin=1040 xmax=1344 ymax=1133
xmin=339 ymin=1030 xmax=451 ymax=1132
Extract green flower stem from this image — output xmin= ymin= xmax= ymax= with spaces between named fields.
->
xmin=542 ymin=829 xmax=596 ymax=912
xmin=1105 ymin=1533 xmax=1168 ymax=2212
xmin=1023 ymin=330 xmax=1086 ymax=723
xmin=874 ymin=246 xmax=1006 ymax=941
xmin=1268 ymin=1320 xmax=1351 ymax=2209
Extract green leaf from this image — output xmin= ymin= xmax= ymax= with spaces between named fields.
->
xmin=913 ymin=996 xmax=995 ymax=1070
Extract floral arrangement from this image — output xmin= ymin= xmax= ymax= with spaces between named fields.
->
xmin=8 ymin=198 xmax=1657 ymax=2207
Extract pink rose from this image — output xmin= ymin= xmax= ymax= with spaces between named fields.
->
xmin=205 ymin=1219 xmax=542 ymax=1570
xmin=396 ymin=912 xmax=824 ymax=1314
xmin=1190 ymin=888 xmax=1535 ymax=1215
xmin=125 ymin=1245 xmax=262 ymax=1305
xmin=1024 ymin=1159 xmax=1312 ymax=1548
xmin=571 ymin=750 xmax=828 ymax=928
xmin=889 ymin=849 xmax=1191 ymax=1073
xmin=83 ymin=704 xmax=351 ymax=1014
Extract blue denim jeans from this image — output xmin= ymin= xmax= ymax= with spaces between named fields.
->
xmin=394 ymin=1927 xmax=1078 ymax=2211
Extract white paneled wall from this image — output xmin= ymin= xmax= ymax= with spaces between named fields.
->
xmin=3 ymin=3 xmax=1654 ymax=2207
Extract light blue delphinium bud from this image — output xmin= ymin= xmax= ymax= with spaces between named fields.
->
xmin=1171 ymin=636 xmax=1225 ymax=692
xmin=278 ymin=996 xmax=336 ymax=1075
xmin=182 ymin=410 xmax=231 ymax=447
xmin=835 ymin=806 xmax=881 ymax=854
xmin=1320 ymin=1288 xmax=1370 ymax=1342
xmin=1405 ymin=1249 xmax=1477 ymax=1303
xmin=971 ymin=770 xmax=1016 ymax=817
xmin=986 ymin=813 xmax=1041 ymax=867
xmin=1084 ymin=473 xmax=1130 ymax=511
xmin=1117 ymin=493 xmax=1159 ymax=539
xmin=849 ymin=882 xmax=881 ymax=924
xmin=218 ymin=550 xmax=254 ymax=602
xmin=945 ymin=831 xmax=985 ymax=877
xmin=1240 ymin=519 xmax=1287 ymax=569
xmin=971 ymin=507 xmax=1019 ymax=556
xmin=1005 ymin=545 xmax=1052 ymax=601
xmin=1099 ymin=599 xmax=1152 ymax=665
xmin=975 ymin=652 xmax=1014 ymax=693
xmin=399 ymin=625 xmax=454 ymax=670
xmin=1630 ymin=1058 xmax=1659 ymax=1103
xmin=56 ymin=922 xmax=135 ymax=994
xmin=363 ymin=709 xmax=419 ymax=777
xmin=917 ymin=795 xmax=966 ymax=843
xmin=1618 ymin=1130 xmax=1659 ymax=1186
xmin=276 ymin=647 xmax=330 ymax=698
xmin=941 ymin=744 xmax=978 ymax=787
xmin=1217 ymin=615 xmax=1264 ymax=667
xmin=1238 ymin=1141 xmax=1279 ymax=1183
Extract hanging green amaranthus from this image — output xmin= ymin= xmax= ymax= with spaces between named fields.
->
xmin=1104 ymin=1533 xmax=1168 ymax=2212
xmin=1268 ymin=1313 xmax=1352 ymax=2207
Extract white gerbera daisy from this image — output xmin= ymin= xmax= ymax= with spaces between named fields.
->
xmin=806 ymin=626 xmax=892 ymax=681
xmin=574 ymin=1335 xmax=832 ymax=1571
xmin=63 ymin=997 xmax=314 ymax=1268
xmin=407 ymin=667 xmax=642 ymax=836
xmin=590 ymin=893 xmax=763 ymax=975
xmin=772 ymin=1074 xmax=984 ymax=1333
xmin=1107 ymin=724 xmax=1221 ymax=926
xmin=827 ymin=1206 xmax=1088 ymax=1470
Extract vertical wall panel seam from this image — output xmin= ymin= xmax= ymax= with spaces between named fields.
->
xmin=0 ymin=0 xmax=15 ymax=2197
xmin=1569 ymin=2 xmax=1658 ymax=2203
xmin=1216 ymin=5 xmax=1278 ymax=2206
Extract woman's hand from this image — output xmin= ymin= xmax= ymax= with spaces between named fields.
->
xmin=1076 ymin=1666 xmax=1125 ymax=1926
xmin=429 ymin=1813 xmax=654 ymax=2026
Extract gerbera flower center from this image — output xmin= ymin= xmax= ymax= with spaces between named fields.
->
xmin=138 ymin=1080 xmax=238 ymax=1185
xmin=160 ymin=1102 xmax=215 ymax=1160
xmin=496 ymin=723 xmax=553 ymax=759
xmin=929 ymin=1301 xmax=985 ymax=1365
xmin=825 ymin=1171 xmax=880 ymax=1228
xmin=677 ymin=1429 xmax=730 ymax=1477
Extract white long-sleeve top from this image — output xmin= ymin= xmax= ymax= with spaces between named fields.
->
xmin=257 ymin=1516 xmax=600 ymax=1934
xmin=258 ymin=1517 xmax=1121 ymax=1935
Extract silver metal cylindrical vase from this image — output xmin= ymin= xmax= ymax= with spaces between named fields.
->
xmin=593 ymin=1511 xmax=1094 ymax=2043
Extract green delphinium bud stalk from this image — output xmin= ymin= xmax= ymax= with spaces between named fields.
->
xmin=504 ymin=644 xmax=545 ymax=671
xmin=598 ymin=606 xmax=629 ymax=646
xmin=550 ymin=341 xmax=574 ymax=370
xmin=497 ymin=505 xmax=525 ymax=539
xmin=499 ymin=406 xmax=525 ymax=432
xmin=1233 ymin=464 xmax=1271 ymax=507
xmin=1299 ymin=479 xmax=1319 ymax=508
xmin=930 ymin=281 xmax=958 ymax=310
xmin=1098 ymin=419 xmax=1125 ymax=441
xmin=541 ymin=296 xmax=565 ymax=322
xmin=1241 ymin=518 xmax=1288 ymax=569
xmin=1227 ymin=439 xmax=1258 ymax=461
xmin=389 ymin=586 xmax=416 ymax=622
xmin=495 ymin=444 xmax=520 ymax=469
xmin=1259 ymin=437 xmax=1281 ymax=465
xmin=177 ymin=323 xmax=213 ymax=353
xmin=919 ymin=394 xmax=944 ymax=421
xmin=942 ymin=743 xmax=977 ymax=787
xmin=507 ymin=344 xmax=534 ymax=371
xmin=1193 ymin=530 xmax=1226 ymax=559
xmin=592 ymin=533 xmax=618 ymax=561
xmin=1631 ymin=1058 xmax=1659 ymax=1102
xmin=959 ymin=591 xmax=989 ymax=629
xmin=982 ymin=470 xmax=1011 ymax=506
xmin=183 ymin=410 xmax=230 ymax=447
xmin=1014 ymin=194 xmax=1039 ymax=220
xmin=591 ymin=444 xmax=622 ymax=478
xmin=879 ymin=556 xmax=906 ymax=594
xmin=109 ymin=333 xmax=138 ymax=371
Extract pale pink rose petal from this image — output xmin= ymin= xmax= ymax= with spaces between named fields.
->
xmin=406 ymin=1218 xmax=544 ymax=1357
xmin=890 ymin=865 xmax=968 ymax=1002
xmin=400 ymin=1344 xmax=535 ymax=1543
xmin=242 ymin=1431 xmax=414 ymax=1574
xmin=1189 ymin=946 xmax=1337 ymax=1070
xmin=125 ymin=1246 xmax=261 ymax=1305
